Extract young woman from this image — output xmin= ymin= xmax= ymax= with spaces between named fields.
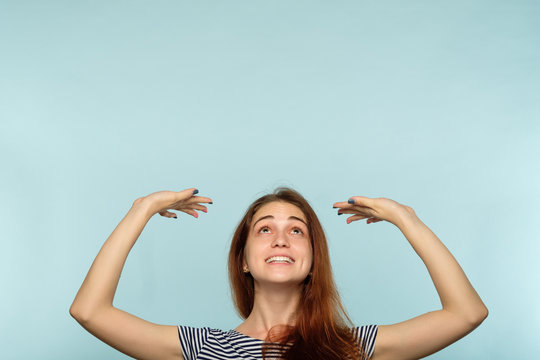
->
xmin=70 ymin=187 xmax=488 ymax=360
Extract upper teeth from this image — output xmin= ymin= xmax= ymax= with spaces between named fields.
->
xmin=266 ymin=256 xmax=294 ymax=264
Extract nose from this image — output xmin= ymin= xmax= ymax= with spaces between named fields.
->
xmin=271 ymin=232 xmax=290 ymax=248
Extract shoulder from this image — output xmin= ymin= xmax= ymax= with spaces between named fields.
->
xmin=177 ymin=326 xmax=234 ymax=343
xmin=177 ymin=325 xmax=229 ymax=337
xmin=351 ymin=325 xmax=378 ymax=359
xmin=177 ymin=326 xmax=263 ymax=360
xmin=177 ymin=326 xmax=219 ymax=360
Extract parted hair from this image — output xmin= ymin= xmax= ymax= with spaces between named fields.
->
xmin=228 ymin=187 xmax=368 ymax=360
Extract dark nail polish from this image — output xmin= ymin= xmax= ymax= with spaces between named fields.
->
xmin=209 ymin=202 xmax=213 ymax=204
xmin=174 ymin=216 xmax=178 ymax=219
xmin=193 ymin=189 xmax=199 ymax=195
xmin=338 ymin=212 xmax=343 ymax=216
xmin=332 ymin=206 xmax=337 ymax=209
xmin=348 ymin=199 xmax=355 ymax=204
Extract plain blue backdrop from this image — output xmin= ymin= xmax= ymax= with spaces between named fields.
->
xmin=1 ymin=1 xmax=538 ymax=359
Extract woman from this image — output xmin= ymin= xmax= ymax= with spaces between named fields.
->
xmin=70 ymin=187 xmax=488 ymax=360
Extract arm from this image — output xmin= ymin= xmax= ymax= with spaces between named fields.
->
xmin=394 ymin=211 xmax=488 ymax=321
xmin=335 ymin=197 xmax=488 ymax=360
xmin=69 ymin=188 xmax=211 ymax=360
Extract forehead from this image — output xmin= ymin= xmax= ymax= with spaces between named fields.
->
xmin=252 ymin=201 xmax=307 ymax=223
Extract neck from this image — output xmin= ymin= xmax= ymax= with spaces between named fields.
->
xmin=237 ymin=282 xmax=303 ymax=339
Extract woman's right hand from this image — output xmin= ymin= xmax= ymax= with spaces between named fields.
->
xmin=136 ymin=187 xmax=213 ymax=219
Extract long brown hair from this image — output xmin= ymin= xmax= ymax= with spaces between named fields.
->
xmin=228 ymin=187 xmax=367 ymax=360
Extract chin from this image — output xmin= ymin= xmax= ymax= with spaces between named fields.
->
xmin=257 ymin=276 xmax=307 ymax=287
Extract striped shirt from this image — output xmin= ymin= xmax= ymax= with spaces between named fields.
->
xmin=177 ymin=325 xmax=378 ymax=360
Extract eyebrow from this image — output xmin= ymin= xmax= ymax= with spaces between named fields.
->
xmin=252 ymin=215 xmax=308 ymax=229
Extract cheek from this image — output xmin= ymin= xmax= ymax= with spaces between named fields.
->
xmin=300 ymin=240 xmax=313 ymax=264
xmin=243 ymin=247 xmax=251 ymax=266
xmin=243 ymin=240 xmax=257 ymax=265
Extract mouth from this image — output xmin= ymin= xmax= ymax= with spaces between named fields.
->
xmin=265 ymin=256 xmax=295 ymax=264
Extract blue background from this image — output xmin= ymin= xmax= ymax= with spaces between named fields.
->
xmin=1 ymin=1 xmax=538 ymax=359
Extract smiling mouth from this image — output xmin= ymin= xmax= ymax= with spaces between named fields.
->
xmin=265 ymin=256 xmax=295 ymax=264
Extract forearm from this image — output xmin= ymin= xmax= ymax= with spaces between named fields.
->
xmin=396 ymin=212 xmax=488 ymax=323
xmin=70 ymin=198 xmax=154 ymax=319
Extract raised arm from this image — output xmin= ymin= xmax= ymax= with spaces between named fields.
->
xmin=334 ymin=196 xmax=488 ymax=360
xmin=69 ymin=188 xmax=212 ymax=360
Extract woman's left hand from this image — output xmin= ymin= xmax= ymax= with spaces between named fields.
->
xmin=333 ymin=196 xmax=416 ymax=227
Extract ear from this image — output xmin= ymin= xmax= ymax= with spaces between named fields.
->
xmin=242 ymin=256 xmax=249 ymax=272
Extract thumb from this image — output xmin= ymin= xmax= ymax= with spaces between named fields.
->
xmin=177 ymin=187 xmax=199 ymax=199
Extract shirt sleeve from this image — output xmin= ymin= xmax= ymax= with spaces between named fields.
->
xmin=177 ymin=325 xmax=209 ymax=360
xmin=352 ymin=325 xmax=378 ymax=360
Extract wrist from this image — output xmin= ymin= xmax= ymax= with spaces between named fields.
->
xmin=131 ymin=197 xmax=156 ymax=219
xmin=395 ymin=207 xmax=421 ymax=229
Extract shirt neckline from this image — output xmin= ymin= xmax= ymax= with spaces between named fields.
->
xmin=228 ymin=329 xmax=265 ymax=342
xmin=228 ymin=329 xmax=294 ymax=346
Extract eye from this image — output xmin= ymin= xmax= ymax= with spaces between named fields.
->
xmin=291 ymin=228 xmax=304 ymax=235
xmin=257 ymin=225 xmax=305 ymax=235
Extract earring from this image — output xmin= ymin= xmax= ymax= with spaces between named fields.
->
xmin=243 ymin=265 xmax=249 ymax=273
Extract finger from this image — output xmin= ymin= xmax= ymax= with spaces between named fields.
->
xmin=333 ymin=201 xmax=354 ymax=209
xmin=178 ymin=208 xmax=199 ymax=218
xmin=336 ymin=209 xmax=357 ymax=215
xmin=337 ymin=206 xmax=374 ymax=216
xmin=189 ymin=203 xmax=208 ymax=213
xmin=367 ymin=217 xmax=383 ymax=224
xmin=351 ymin=205 xmax=377 ymax=216
xmin=333 ymin=201 xmax=373 ymax=210
xmin=186 ymin=196 xmax=213 ymax=204
xmin=345 ymin=215 xmax=366 ymax=224
xmin=159 ymin=210 xmax=178 ymax=219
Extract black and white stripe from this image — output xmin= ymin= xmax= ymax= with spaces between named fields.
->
xmin=352 ymin=324 xmax=378 ymax=359
xmin=178 ymin=325 xmax=378 ymax=359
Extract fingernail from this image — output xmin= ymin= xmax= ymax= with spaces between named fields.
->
xmin=338 ymin=212 xmax=343 ymax=216
xmin=348 ymin=199 xmax=355 ymax=204
xmin=202 ymin=209 xmax=207 ymax=213
xmin=193 ymin=189 xmax=199 ymax=195
xmin=209 ymin=201 xmax=213 ymax=204
xmin=173 ymin=216 xmax=178 ymax=219
xmin=332 ymin=206 xmax=337 ymax=209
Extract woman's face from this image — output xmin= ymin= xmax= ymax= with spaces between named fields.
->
xmin=243 ymin=201 xmax=313 ymax=287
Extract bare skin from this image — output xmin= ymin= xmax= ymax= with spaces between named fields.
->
xmin=234 ymin=201 xmax=312 ymax=340
xmin=70 ymin=188 xmax=212 ymax=360
xmin=70 ymin=189 xmax=488 ymax=360
xmin=334 ymin=196 xmax=489 ymax=360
